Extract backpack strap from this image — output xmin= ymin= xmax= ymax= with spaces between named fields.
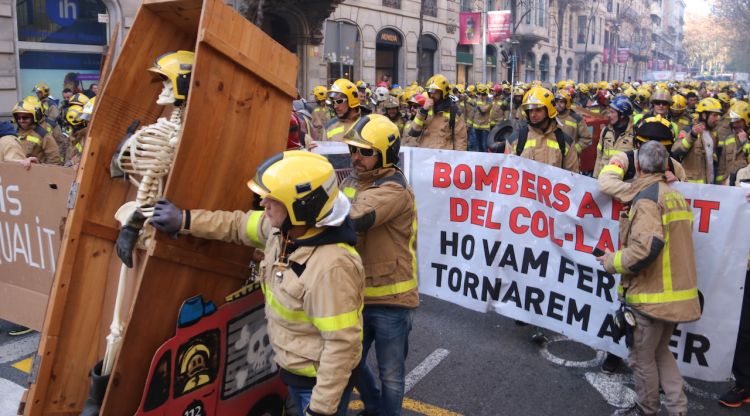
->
xmin=515 ymin=125 xmax=529 ymax=156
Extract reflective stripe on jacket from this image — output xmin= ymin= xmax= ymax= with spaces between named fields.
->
xmin=593 ymin=120 xmax=635 ymax=178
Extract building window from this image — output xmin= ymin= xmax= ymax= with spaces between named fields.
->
xmin=376 ymin=28 xmax=402 ymax=85
xmin=607 ymin=0 xmax=613 ymax=12
xmin=566 ymin=58 xmax=573 ymax=80
xmin=555 ymin=56 xmax=562 ymax=81
xmin=577 ymin=16 xmax=586 ymax=44
xmin=418 ymin=35 xmax=438 ymax=85
xmin=568 ymin=15 xmax=573 ymax=48
xmin=525 ymin=52 xmax=536 ymax=82
xmin=591 ymin=17 xmax=596 ymax=44
xmin=540 ymin=54 xmax=549 ymax=82
xmin=383 ymin=0 xmax=400 ymax=8
xmin=456 ymin=45 xmax=473 ymax=84
xmin=423 ymin=0 xmax=437 ymax=17
xmin=604 ymin=30 xmax=609 ymax=48
xmin=536 ymin=0 xmax=545 ymax=27
xmin=460 ymin=0 xmax=472 ymax=12
xmin=486 ymin=45 xmax=497 ymax=83
xmin=324 ymin=20 xmax=360 ymax=85
xmin=525 ymin=0 xmax=532 ymax=24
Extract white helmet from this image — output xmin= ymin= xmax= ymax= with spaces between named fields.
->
xmin=375 ymin=86 xmax=389 ymax=102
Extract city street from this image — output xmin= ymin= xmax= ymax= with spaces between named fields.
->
xmin=0 ymin=294 xmax=746 ymax=416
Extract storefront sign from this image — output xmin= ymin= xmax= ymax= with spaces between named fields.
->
xmin=377 ymin=29 xmax=402 ymax=46
xmin=486 ymin=10 xmax=511 ymax=43
xmin=459 ymin=12 xmax=481 ymax=45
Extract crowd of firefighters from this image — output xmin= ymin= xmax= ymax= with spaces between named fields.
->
xmin=2 ymin=53 xmax=749 ymax=416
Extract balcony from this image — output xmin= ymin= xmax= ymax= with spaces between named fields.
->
xmin=649 ymin=2 xmax=661 ymax=19
xmin=514 ymin=21 xmax=548 ymax=43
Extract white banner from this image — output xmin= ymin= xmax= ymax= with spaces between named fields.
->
xmin=410 ymin=148 xmax=750 ymax=382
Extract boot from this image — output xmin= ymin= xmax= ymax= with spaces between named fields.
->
xmin=80 ymin=361 xmax=110 ymax=416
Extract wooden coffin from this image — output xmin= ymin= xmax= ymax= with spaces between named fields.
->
xmin=23 ymin=0 xmax=297 ymax=413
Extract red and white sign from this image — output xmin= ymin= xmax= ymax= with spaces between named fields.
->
xmin=617 ymin=48 xmax=629 ymax=64
xmin=459 ymin=12 xmax=481 ymax=45
xmin=486 ymin=10 xmax=511 ymax=44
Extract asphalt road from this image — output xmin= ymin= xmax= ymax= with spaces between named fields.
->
xmin=0 ymin=296 xmax=747 ymax=416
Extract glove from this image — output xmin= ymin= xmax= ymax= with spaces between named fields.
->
xmin=116 ymin=210 xmax=146 ymax=268
xmin=151 ymin=199 xmax=183 ymax=237
xmin=304 ymin=406 xmax=335 ymax=416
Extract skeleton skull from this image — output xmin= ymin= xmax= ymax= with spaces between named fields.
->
xmin=156 ymin=80 xmax=176 ymax=105
xmin=246 ymin=325 xmax=274 ymax=372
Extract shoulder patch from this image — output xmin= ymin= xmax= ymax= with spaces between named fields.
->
xmin=632 ymin=182 xmax=660 ymax=205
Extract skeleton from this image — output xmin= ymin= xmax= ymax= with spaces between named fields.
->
xmin=104 ymin=78 xmax=186 ymax=376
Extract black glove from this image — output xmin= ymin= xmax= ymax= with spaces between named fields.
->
xmin=304 ymin=406 xmax=335 ymax=416
xmin=151 ymin=199 xmax=183 ymax=237
xmin=116 ymin=210 xmax=146 ymax=268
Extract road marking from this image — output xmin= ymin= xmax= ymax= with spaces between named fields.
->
xmin=12 ymin=357 xmax=32 ymax=374
xmin=405 ymin=348 xmax=450 ymax=393
xmin=0 ymin=378 xmax=23 ymax=416
xmin=539 ymin=334 xmax=606 ymax=368
xmin=349 ymin=399 xmax=463 ymax=416
xmin=0 ymin=335 xmax=39 ymax=365
xmin=585 ymin=371 xmax=637 ymax=408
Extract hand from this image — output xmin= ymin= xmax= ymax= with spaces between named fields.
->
xmin=692 ymin=122 xmax=705 ymax=136
xmin=665 ymin=170 xmax=678 ymax=183
xmin=116 ymin=225 xmax=140 ymax=268
xmin=306 ymin=140 xmax=319 ymax=150
xmin=304 ymin=406 xmax=335 ymax=416
xmin=423 ymin=98 xmax=434 ymax=111
xmin=19 ymin=157 xmax=38 ymax=170
xmin=738 ymin=130 xmax=747 ymax=145
xmin=596 ymin=250 xmax=615 ymax=273
xmin=151 ymin=199 xmax=183 ymax=236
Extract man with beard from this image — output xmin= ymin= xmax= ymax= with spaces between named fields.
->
xmin=671 ymin=97 xmax=723 ymax=184
xmin=594 ymin=95 xmax=636 ymax=177
xmin=407 ymin=74 xmax=466 ymax=150
xmin=325 ymin=79 xmax=362 ymax=142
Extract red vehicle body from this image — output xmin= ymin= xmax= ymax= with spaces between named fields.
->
xmin=136 ymin=283 xmax=287 ymax=416
xmin=579 ymin=114 xmax=609 ymax=174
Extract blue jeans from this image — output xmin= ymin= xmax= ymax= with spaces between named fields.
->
xmin=474 ymin=129 xmax=489 ymax=152
xmin=467 ymin=127 xmax=477 ymax=151
xmin=288 ymin=383 xmax=352 ymax=416
xmin=352 ymin=306 xmax=414 ymax=416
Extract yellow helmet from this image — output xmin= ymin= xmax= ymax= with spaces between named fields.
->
xmin=728 ymin=101 xmax=750 ymax=125
xmin=598 ymin=81 xmax=609 ymax=91
xmin=476 ymin=83 xmax=488 ymax=95
xmin=426 ymin=74 xmax=450 ymax=96
xmin=248 ymin=151 xmax=339 ymax=226
xmin=313 ymin=85 xmax=327 ymax=101
xmin=66 ymin=105 xmax=86 ymax=126
xmin=12 ymin=100 xmax=38 ymax=123
xmin=147 ymin=50 xmax=195 ymax=101
xmin=454 ymin=83 xmax=465 ymax=94
xmin=512 ymin=86 xmax=524 ymax=96
xmin=716 ymin=92 xmax=731 ymax=105
xmin=80 ymin=96 xmax=97 ymax=121
xmin=179 ymin=343 xmax=211 ymax=375
xmin=22 ymin=95 xmax=44 ymax=121
xmin=671 ymin=94 xmax=687 ymax=112
xmin=637 ymin=88 xmax=651 ymax=102
xmin=522 ymin=87 xmax=557 ymax=118
xmin=554 ymin=90 xmax=572 ymax=110
xmin=696 ymin=97 xmax=723 ymax=114
xmin=556 ymin=80 xmax=568 ymax=91
xmin=623 ymin=88 xmax=637 ymax=101
xmin=328 ymin=78 xmax=359 ymax=108
xmin=650 ymin=88 xmax=672 ymax=104
xmin=384 ymin=96 xmax=400 ymax=109
xmin=577 ymin=83 xmax=590 ymax=94
xmin=634 ymin=115 xmax=674 ymax=146
xmin=466 ymin=84 xmax=476 ymax=94
xmin=69 ymin=92 xmax=90 ymax=107
xmin=344 ymin=114 xmax=401 ymax=167
xmin=390 ymin=87 xmax=403 ymax=98
xmin=33 ymin=82 xmax=50 ymax=98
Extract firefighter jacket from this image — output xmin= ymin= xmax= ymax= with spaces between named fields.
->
xmin=490 ymin=99 xmax=506 ymax=127
xmin=464 ymin=97 xmax=476 ymax=128
xmin=588 ymin=104 xmax=609 ymax=116
xmin=340 ymin=167 xmax=418 ymax=309
xmin=0 ymin=136 xmax=26 ymax=162
xmin=593 ymin=119 xmax=635 ymax=178
xmin=505 ymin=120 xmax=579 ymax=172
xmin=557 ymin=110 xmax=592 ymax=154
xmin=672 ymin=126 xmax=718 ymax=184
xmin=16 ymin=125 xmax=61 ymax=165
xmin=66 ymin=126 xmax=88 ymax=166
xmin=401 ymin=119 xmax=420 ymax=147
xmin=311 ymin=105 xmax=332 ymax=143
xmin=183 ymin=209 xmax=364 ymax=415
xmin=325 ymin=114 xmax=360 ymax=142
xmin=408 ymin=99 xmax=467 ymax=150
xmin=602 ymin=174 xmax=701 ymax=324
xmin=598 ymin=150 xmax=686 ymax=202
xmin=41 ymin=97 xmax=60 ymax=127
xmin=672 ymin=112 xmax=692 ymax=130
xmin=387 ymin=114 xmax=405 ymax=133
xmin=472 ymin=97 xmax=492 ymax=131
xmin=715 ymin=128 xmax=748 ymax=185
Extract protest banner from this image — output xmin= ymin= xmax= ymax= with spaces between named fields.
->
xmin=0 ymin=163 xmax=75 ymax=330
xmin=410 ymin=148 xmax=750 ymax=382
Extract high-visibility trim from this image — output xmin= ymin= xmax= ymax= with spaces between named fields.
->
xmin=625 ymin=288 xmax=698 ymax=304
xmin=343 ymin=186 xmax=356 ymax=199
xmin=591 ymin=108 xmax=600 ymax=113
xmin=23 ymin=135 xmax=41 ymax=145
xmin=523 ymin=139 xmax=560 ymax=151
xmin=603 ymin=149 xmax=621 ymax=157
xmin=724 ymin=137 xmax=736 ymax=146
xmin=441 ymin=112 xmax=451 ymax=120
xmin=413 ymin=117 xmax=425 ymax=127
xmin=575 ymin=143 xmax=584 ymax=153
xmin=365 ymin=277 xmax=418 ymax=297
xmin=475 ymin=123 xmax=490 ymax=129
xmin=601 ymin=164 xmax=625 ymax=178
xmin=262 ymin=282 xmax=361 ymax=332
xmin=613 ymin=251 xmax=625 ymax=274
xmin=678 ymin=119 xmax=690 ymax=125
xmin=327 ymin=126 xmax=344 ymax=139
xmin=715 ymin=175 xmax=726 ymax=183
xmin=681 ymin=138 xmax=692 ymax=149
xmin=75 ymin=142 xmax=83 ymax=152
xmin=285 ymin=365 xmax=317 ymax=378
xmin=564 ymin=119 xmax=577 ymax=128
xmin=687 ymin=179 xmax=705 ymax=184
xmin=546 ymin=140 xmax=560 ymax=150
xmin=336 ymin=242 xmax=360 ymax=257
xmin=662 ymin=210 xmax=693 ymax=225
xmin=245 ymin=211 xmax=264 ymax=249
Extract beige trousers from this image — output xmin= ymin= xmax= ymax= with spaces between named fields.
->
xmin=628 ymin=311 xmax=688 ymax=415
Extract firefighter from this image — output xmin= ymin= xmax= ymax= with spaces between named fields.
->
xmin=471 ymin=83 xmax=492 ymax=152
xmin=670 ymin=94 xmax=692 ymax=130
xmin=506 ymin=86 xmax=578 ymax=173
xmin=339 ymin=114 xmax=417 ymax=416
xmin=311 ymin=86 xmax=332 ymax=141
xmin=489 ymin=84 xmax=506 ymax=129
xmin=593 ymin=95 xmax=635 ymax=178
xmin=384 ymin=97 xmax=404 ymax=132
xmin=64 ymin=105 xmax=88 ymax=166
xmin=148 ymin=151 xmax=364 ymax=416
xmin=325 ymin=79 xmax=362 ymax=142
xmin=634 ymin=89 xmax=679 ymax=139
xmin=33 ymin=82 xmax=61 ymax=135
xmin=597 ymin=139 xmax=701 ymax=416
xmin=0 ymin=121 xmax=35 ymax=168
xmin=407 ymin=74 xmax=466 ymax=150
xmin=401 ymin=93 xmax=425 ymax=147
xmin=11 ymin=100 xmax=61 ymax=165
xmin=672 ymin=97 xmax=722 ymax=184
xmin=716 ymin=100 xmax=750 ymax=185
xmin=555 ymin=90 xmax=592 ymax=155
